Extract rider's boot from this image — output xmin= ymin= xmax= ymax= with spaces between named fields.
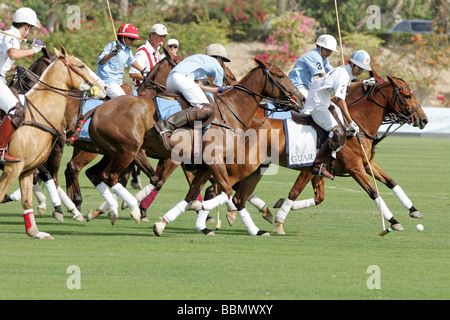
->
xmin=0 ymin=116 xmax=20 ymax=163
xmin=154 ymin=104 xmax=213 ymax=150
xmin=311 ymin=143 xmax=334 ymax=180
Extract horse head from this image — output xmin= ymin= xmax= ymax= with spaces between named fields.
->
xmin=137 ymin=54 xmax=179 ymax=97
xmin=385 ymin=75 xmax=428 ymax=129
xmin=252 ymin=58 xmax=305 ymax=110
xmin=52 ymin=45 xmax=107 ymax=100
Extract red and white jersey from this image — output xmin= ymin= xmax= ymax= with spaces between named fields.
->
xmin=129 ymin=40 xmax=164 ymax=86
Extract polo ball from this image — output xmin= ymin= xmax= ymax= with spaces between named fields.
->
xmin=416 ymin=224 xmax=424 ymax=231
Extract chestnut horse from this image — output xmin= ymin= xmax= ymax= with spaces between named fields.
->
xmin=0 ymin=46 xmax=106 ymax=239
xmin=63 ymin=53 xmax=178 ymax=215
xmin=186 ymin=74 xmax=428 ymax=236
xmin=81 ymin=59 xmax=304 ymax=230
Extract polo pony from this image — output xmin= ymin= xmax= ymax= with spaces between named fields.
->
xmin=0 ymin=46 xmax=106 ymax=239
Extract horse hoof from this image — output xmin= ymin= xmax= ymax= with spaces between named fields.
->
xmin=261 ymin=207 xmax=273 ymax=224
xmin=153 ymin=221 xmax=165 ymax=236
xmin=86 ymin=209 xmax=99 ymax=222
xmin=108 ymin=210 xmax=118 ymax=226
xmin=52 ymin=211 xmax=64 ymax=223
xmin=391 ymin=223 xmax=404 ymax=231
xmin=32 ymin=231 xmax=54 ymax=240
xmin=73 ymin=213 xmax=85 ymax=222
xmin=130 ymin=206 xmax=141 ymax=224
xmin=121 ymin=201 xmax=128 ymax=210
xmin=256 ymin=230 xmax=270 ymax=236
xmin=141 ymin=217 xmax=149 ymax=222
xmin=273 ymin=198 xmax=285 ymax=209
xmin=37 ymin=203 xmax=46 ymax=217
xmin=201 ymin=228 xmax=215 ymax=236
xmin=273 ymin=224 xmax=286 ymax=235
xmin=409 ymin=211 xmax=423 ymax=219
xmin=186 ymin=200 xmax=203 ymax=211
xmin=226 ymin=210 xmax=237 ymax=226
xmin=206 ymin=215 xmax=215 ymax=223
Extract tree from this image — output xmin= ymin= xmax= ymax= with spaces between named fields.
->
xmin=434 ymin=0 xmax=449 ymax=34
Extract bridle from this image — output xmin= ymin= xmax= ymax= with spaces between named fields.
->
xmin=370 ymin=77 xmax=422 ymax=126
xmin=214 ymin=63 xmax=302 ymax=131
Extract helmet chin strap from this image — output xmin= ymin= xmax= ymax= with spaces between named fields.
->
xmin=23 ymin=25 xmax=31 ymax=38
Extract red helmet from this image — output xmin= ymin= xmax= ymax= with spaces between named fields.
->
xmin=117 ymin=24 xmax=142 ymax=40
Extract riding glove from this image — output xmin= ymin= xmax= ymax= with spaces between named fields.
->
xmin=347 ymin=121 xmax=359 ymax=136
xmin=363 ymin=77 xmax=377 ymax=86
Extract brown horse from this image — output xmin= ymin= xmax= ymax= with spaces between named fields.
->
xmin=63 ymin=53 xmax=178 ymax=216
xmin=187 ymin=73 xmax=428 ymax=235
xmin=0 ymin=46 xmax=107 ymax=239
xmin=81 ymin=59 xmax=304 ymax=229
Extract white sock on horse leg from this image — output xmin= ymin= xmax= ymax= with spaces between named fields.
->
xmin=56 ymin=186 xmax=78 ymax=212
xmin=226 ymin=198 xmax=237 ymax=211
xmin=32 ymin=183 xmax=46 ymax=204
xmin=291 ymin=198 xmax=316 ymax=210
xmin=275 ymin=198 xmax=294 ymax=223
xmin=238 ymin=208 xmax=259 ymax=235
xmin=247 ymin=193 xmax=266 ymax=212
xmin=391 ymin=185 xmax=413 ymax=209
xmin=202 ymin=192 xmax=229 ymax=211
xmin=374 ymin=196 xmax=393 ymax=221
xmin=10 ymin=188 xmax=22 ymax=201
xmin=96 ymin=182 xmax=118 ymax=210
xmin=163 ymin=200 xmax=188 ymax=224
xmin=44 ymin=179 xmax=61 ymax=207
xmin=134 ymin=184 xmax=155 ymax=202
xmin=111 ymin=183 xmax=138 ymax=209
xmin=195 ymin=210 xmax=209 ymax=231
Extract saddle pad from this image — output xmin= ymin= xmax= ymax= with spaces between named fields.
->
xmin=79 ymin=91 xmax=139 ymax=140
xmin=155 ymin=91 xmax=214 ymax=120
xmin=263 ymin=102 xmax=292 ymax=120
xmin=79 ymin=99 xmax=103 ymax=140
xmin=284 ymin=118 xmax=319 ymax=168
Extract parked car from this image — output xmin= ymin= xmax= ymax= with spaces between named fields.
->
xmin=386 ymin=19 xmax=433 ymax=34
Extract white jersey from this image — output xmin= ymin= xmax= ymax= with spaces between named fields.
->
xmin=0 ymin=27 xmax=22 ymax=77
xmin=129 ymin=40 xmax=164 ymax=86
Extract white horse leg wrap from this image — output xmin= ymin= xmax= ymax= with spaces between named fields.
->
xmin=44 ymin=179 xmax=61 ymax=207
xmin=96 ymin=182 xmax=118 ymax=210
xmin=32 ymin=183 xmax=46 ymax=204
xmin=291 ymin=198 xmax=316 ymax=210
xmin=56 ymin=186 xmax=78 ymax=212
xmin=134 ymin=183 xmax=155 ymax=202
xmin=111 ymin=183 xmax=138 ymax=209
xmin=10 ymin=188 xmax=22 ymax=201
xmin=247 ymin=193 xmax=267 ymax=212
xmin=275 ymin=198 xmax=293 ymax=223
xmin=195 ymin=210 xmax=209 ymax=231
xmin=238 ymin=208 xmax=259 ymax=235
xmin=374 ymin=196 xmax=393 ymax=221
xmin=202 ymin=192 xmax=229 ymax=211
xmin=163 ymin=200 xmax=188 ymax=224
xmin=226 ymin=198 xmax=237 ymax=211
xmin=392 ymin=185 xmax=413 ymax=209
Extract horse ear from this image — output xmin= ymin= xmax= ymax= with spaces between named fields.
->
xmin=254 ymin=58 xmax=268 ymax=69
xmin=387 ymin=75 xmax=394 ymax=83
xmin=54 ymin=47 xmax=61 ymax=57
xmin=58 ymin=45 xmax=68 ymax=58
xmin=163 ymin=46 xmax=171 ymax=58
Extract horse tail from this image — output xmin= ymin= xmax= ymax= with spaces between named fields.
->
xmin=65 ymin=108 xmax=96 ymax=146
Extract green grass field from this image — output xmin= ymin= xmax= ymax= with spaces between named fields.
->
xmin=0 ymin=136 xmax=449 ymax=300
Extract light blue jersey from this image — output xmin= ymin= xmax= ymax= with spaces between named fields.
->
xmin=288 ymin=47 xmax=333 ymax=91
xmin=96 ymin=41 xmax=135 ymax=86
xmin=169 ymin=54 xmax=224 ymax=87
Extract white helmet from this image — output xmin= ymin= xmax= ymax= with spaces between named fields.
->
xmin=205 ymin=43 xmax=231 ymax=62
xmin=316 ymin=34 xmax=339 ymax=53
xmin=13 ymin=8 xmax=39 ymax=28
xmin=349 ymin=50 xmax=372 ymax=71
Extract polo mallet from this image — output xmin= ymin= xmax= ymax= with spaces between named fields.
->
xmin=106 ymin=0 xmax=118 ymax=41
xmin=334 ymin=0 xmax=388 ymax=237
xmin=0 ymin=30 xmax=35 ymax=44
xmin=215 ymin=183 xmax=221 ymax=230
xmin=356 ymin=134 xmax=389 ymax=236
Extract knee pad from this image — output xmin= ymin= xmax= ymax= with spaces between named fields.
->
xmin=327 ymin=125 xmax=345 ymax=151
xmin=8 ymin=102 xmax=26 ymax=129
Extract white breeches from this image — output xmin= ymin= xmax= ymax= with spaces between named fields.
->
xmin=0 ymin=79 xmax=19 ymax=113
xmin=166 ymin=72 xmax=209 ymax=108
xmin=106 ymin=82 xmax=126 ymax=99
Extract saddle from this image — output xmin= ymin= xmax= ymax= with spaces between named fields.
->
xmin=290 ymin=110 xmax=328 ymax=145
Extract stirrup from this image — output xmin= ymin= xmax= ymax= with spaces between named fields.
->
xmin=0 ymin=148 xmax=20 ymax=164
xmin=312 ymin=163 xmax=334 ymax=180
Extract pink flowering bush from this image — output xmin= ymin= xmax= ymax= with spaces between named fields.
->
xmin=256 ymin=11 xmax=319 ymax=69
